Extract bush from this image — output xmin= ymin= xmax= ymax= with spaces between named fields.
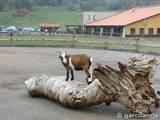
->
xmin=12 ymin=8 xmax=30 ymax=17
xmin=107 ymin=0 xmax=121 ymax=10
xmin=80 ymin=1 xmax=94 ymax=11
xmin=67 ymin=4 xmax=80 ymax=11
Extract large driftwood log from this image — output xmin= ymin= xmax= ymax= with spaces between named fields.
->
xmin=25 ymin=75 xmax=109 ymax=107
xmin=25 ymin=55 xmax=159 ymax=114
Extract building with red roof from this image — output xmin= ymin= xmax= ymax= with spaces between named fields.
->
xmin=84 ymin=6 xmax=160 ymax=37
xmin=40 ymin=24 xmax=60 ymax=33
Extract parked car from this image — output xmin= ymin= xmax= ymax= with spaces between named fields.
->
xmin=55 ymin=29 xmax=68 ymax=34
xmin=0 ymin=28 xmax=8 ymax=34
xmin=0 ymin=25 xmax=6 ymax=31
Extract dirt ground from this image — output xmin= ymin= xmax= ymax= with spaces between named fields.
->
xmin=0 ymin=47 xmax=159 ymax=120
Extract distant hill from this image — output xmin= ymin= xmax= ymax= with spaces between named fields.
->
xmin=1 ymin=0 xmax=159 ymax=11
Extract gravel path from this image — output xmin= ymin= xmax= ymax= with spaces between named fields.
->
xmin=0 ymin=47 xmax=159 ymax=120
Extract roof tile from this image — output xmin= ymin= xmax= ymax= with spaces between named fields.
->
xmin=40 ymin=24 xmax=60 ymax=27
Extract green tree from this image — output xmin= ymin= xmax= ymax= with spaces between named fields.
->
xmin=14 ymin=0 xmax=32 ymax=9
xmin=57 ymin=0 xmax=63 ymax=6
xmin=0 ymin=0 xmax=5 ymax=11
xmin=107 ymin=0 xmax=122 ymax=10
xmin=67 ymin=4 xmax=80 ymax=11
xmin=80 ymin=1 xmax=94 ymax=11
xmin=0 ymin=0 xmax=159 ymax=11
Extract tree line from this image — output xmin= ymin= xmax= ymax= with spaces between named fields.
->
xmin=0 ymin=0 xmax=159 ymax=11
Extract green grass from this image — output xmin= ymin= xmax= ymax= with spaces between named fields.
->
xmin=0 ymin=39 xmax=86 ymax=46
xmin=0 ymin=35 xmax=160 ymax=45
xmin=0 ymin=11 xmax=82 ymax=28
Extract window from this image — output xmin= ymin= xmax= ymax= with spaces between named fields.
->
xmin=139 ymin=28 xmax=144 ymax=35
xmin=157 ymin=28 xmax=160 ymax=34
xmin=148 ymin=28 xmax=153 ymax=35
xmin=88 ymin=15 xmax=91 ymax=21
xmin=104 ymin=27 xmax=111 ymax=32
xmin=114 ymin=27 xmax=123 ymax=33
xmin=93 ymin=15 xmax=95 ymax=21
xmin=94 ymin=26 xmax=100 ymax=32
xmin=86 ymin=26 xmax=92 ymax=31
xmin=130 ymin=28 xmax=135 ymax=35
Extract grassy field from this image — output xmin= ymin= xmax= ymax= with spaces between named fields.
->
xmin=0 ymin=11 xmax=82 ymax=28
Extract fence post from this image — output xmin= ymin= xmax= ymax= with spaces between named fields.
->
xmin=41 ymin=33 xmax=45 ymax=47
xmin=9 ymin=31 xmax=13 ymax=46
xmin=135 ymin=38 xmax=140 ymax=52
xmin=72 ymin=31 xmax=76 ymax=48
xmin=10 ymin=37 xmax=13 ymax=46
xmin=104 ymin=41 xmax=108 ymax=49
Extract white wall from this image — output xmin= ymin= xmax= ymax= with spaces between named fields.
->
xmin=83 ymin=11 xmax=118 ymax=24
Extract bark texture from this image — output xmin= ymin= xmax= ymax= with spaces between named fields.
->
xmin=25 ymin=54 xmax=159 ymax=114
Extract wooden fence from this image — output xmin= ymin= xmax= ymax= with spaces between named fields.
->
xmin=0 ymin=34 xmax=159 ymax=55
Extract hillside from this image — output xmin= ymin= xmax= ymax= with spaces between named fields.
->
xmin=1 ymin=0 xmax=159 ymax=11
xmin=0 ymin=11 xmax=83 ymax=28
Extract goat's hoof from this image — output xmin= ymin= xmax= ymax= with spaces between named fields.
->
xmin=65 ymin=79 xmax=69 ymax=81
xmin=86 ymin=78 xmax=92 ymax=84
xmin=71 ymin=78 xmax=74 ymax=81
xmin=87 ymin=81 xmax=92 ymax=84
xmin=105 ymin=102 xmax=111 ymax=106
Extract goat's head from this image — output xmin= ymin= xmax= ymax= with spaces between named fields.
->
xmin=57 ymin=51 xmax=68 ymax=64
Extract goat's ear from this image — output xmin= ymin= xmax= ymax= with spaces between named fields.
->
xmin=65 ymin=55 xmax=69 ymax=59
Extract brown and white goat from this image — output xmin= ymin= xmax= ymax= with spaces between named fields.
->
xmin=57 ymin=51 xmax=93 ymax=84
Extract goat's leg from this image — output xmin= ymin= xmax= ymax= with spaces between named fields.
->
xmin=84 ymin=67 xmax=92 ymax=84
xmin=70 ymin=69 xmax=74 ymax=80
xmin=66 ymin=69 xmax=70 ymax=81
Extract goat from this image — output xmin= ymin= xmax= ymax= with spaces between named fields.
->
xmin=57 ymin=51 xmax=93 ymax=84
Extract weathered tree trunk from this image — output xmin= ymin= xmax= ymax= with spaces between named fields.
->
xmin=25 ymin=55 xmax=159 ymax=114
xmin=25 ymin=75 xmax=112 ymax=107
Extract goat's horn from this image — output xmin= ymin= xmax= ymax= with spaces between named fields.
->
xmin=56 ymin=51 xmax=62 ymax=54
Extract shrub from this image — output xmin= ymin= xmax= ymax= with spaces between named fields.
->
xmin=12 ymin=8 xmax=30 ymax=17
xmin=67 ymin=4 xmax=80 ymax=11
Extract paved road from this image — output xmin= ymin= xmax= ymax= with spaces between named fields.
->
xmin=0 ymin=47 xmax=159 ymax=120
